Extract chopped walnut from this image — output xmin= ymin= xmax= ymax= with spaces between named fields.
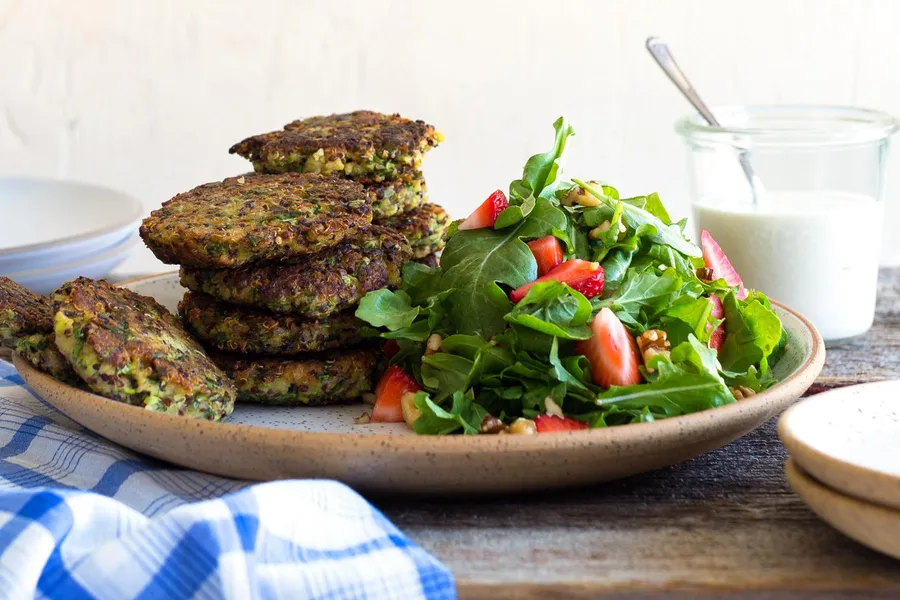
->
xmin=562 ymin=185 xmax=602 ymax=207
xmin=544 ymin=397 xmax=564 ymax=417
xmin=696 ymin=267 xmax=714 ymax=282
xmin=730 ymin=385 xmax=756 ymax=400
xmin=424 ymin=333 xmax=442 ymax=356
xmin=353 ymin=411 xmax=371 ymax=424
xmin=636 ymin=329 xmax=671 ymax=372
xmin=509 ymin=418 xmax=537 ymax=435
xmin=480 ymin=414 xmax=509 ymax=434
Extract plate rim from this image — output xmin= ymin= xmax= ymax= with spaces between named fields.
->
xmin=0 ymin=177 xmax=143 ymax=258
xmin=12 ymin=271 xmax=826 ymax=451
xmin=779 ymin=379 xmax=900 ymax=510
xmin=785 ymin=457 xmax=900 ymax=560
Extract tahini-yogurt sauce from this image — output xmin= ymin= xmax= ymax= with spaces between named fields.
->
xmin=693 ymin=191 xmax=883 ymax=342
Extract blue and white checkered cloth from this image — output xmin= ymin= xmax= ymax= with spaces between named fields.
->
xmin=0 ymin=361 xmax=455 ymax=599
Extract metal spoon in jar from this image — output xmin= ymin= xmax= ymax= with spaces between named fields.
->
xmin=645 ymin=36 xmax=767 ymax=206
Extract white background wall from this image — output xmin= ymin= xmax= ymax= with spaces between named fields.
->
xmin=2 ymin=0 xmax=900 ymax=273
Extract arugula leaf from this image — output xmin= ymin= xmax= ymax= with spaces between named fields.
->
xmin=412 ymin=391 xmax=488 ymax=435
xmin=573 ymin=179 xmax=701 ymax=258
xmin=505 ymin=281 xmax=592 ymax=340
xmin=718 ymin=292 xmax=783 ymax=373
xmin=421 ymin=353 xmax=475 ymax=401
xmin=441 ymin=197 xmax=568 ymax=336
xmin=547 ymin=337 xmax=595 ymax=401
xmin=600 ymin=249 xmax=634 ymax=292
xmin=594 ymin=268 xmax=683 ymax=325
xmin=355 ymin=290 xmax=419 ymax=330
xmin=522 ymin=117 xmax=575 ymax=199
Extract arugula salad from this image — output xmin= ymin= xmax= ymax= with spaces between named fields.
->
xmin=356 ymin=118 xmax=787 ymax=435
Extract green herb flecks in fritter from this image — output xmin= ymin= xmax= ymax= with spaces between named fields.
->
xmin=52 ymin=278 xmax=235 ymax=420
xmin=229 ymin=111 xmax=442 ymax=183
xmin=15 ymin=333 xmax=80 ymax=385
xmin=178 ymin=292 xmax=364 ymax=355
xmin=0 ymin=277 xmax=54 ymax=347
xmin=368 ymin=177 xmax=428 ymax=221
xmin=376 ymin=203 xmax=451 ymax=259
xmin=180 ymin=226 xmax=410 ymax=318
xmin=140 ymin=173 xmax=373 ymax=268
xmin=209 ymin=347 xmax=379 ymax=406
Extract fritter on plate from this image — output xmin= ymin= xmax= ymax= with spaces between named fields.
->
xmin=369 ymin=177 xmax=427 ymax=221
xmin=178 ymin=292 xmax=363 ymax=355
xmin=0 ymin=277 xmax=77 ymax=383
xmin=210 ymin=347 xmax=379 ymax=406
xmin=180 ymin=225 xmax=410 ymax=318
xmin=0 ymin=277 xmax=53 ymax=347
xmin=14 ymin=333 xmax=80 ymax=385
xmin=415 ymin=252 xmax=441 ymax=269
xmin=229 ymin=111 xmax=441 ymax=182
xmin=52 ymin=278 xmax=235 ymax=420
xmin=140 ymin=173 xmax=372 ymax=268
xmin=376 ymin=203 xmax=451 ymax=259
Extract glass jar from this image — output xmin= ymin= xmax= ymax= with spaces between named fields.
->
xmin=676 ymin=106 xmax=898 ymax=344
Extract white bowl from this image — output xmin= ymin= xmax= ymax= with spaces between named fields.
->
xmin=5 ymin=232 xmax=139 ymax=294
xmin=0 ymin=177 xmax=142 ymax=271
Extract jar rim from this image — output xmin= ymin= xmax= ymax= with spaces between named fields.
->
xmin=675 ymin=105 xmax=898 ymax=146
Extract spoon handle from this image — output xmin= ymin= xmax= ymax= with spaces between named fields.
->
xmin=645 ymin=37 xmax=721 ymax=128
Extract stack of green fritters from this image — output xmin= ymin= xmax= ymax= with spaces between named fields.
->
xmin=230 ymin=110 xmax=450 ymax=266
xmin=140 ymin=171 xmax=414 ymax=406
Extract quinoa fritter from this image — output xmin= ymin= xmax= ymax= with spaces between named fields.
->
xmin=210 ymin=347 xmax=379 ymax=406
xmin=14 ymin=333 xmax=80 ymax=385
xmin=376 ymin=203 xmax=451 ymax=259
xmin=52 ymin=278 xmax=235 ymax=420
xmin=0 ymin=277 xmax=53 ymax=347
xmin=0 ymin=278 xmax=78 ymax=383
xmin=229 ymin=111 xmax=442 ymax=182
xmin=369 ymin=177 xmax=427 ymax=221
xmin=140 ymin=173 xmax=373 ymax=268
xmin=415 ymin=252 xmax=441 ymax=269
xmin=179 ymin=292 xmax=364 ymax=355
xmin=180 ymin=226 xmax=410 ymax=318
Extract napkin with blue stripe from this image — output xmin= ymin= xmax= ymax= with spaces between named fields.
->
xmin=0 ymin=361 xmax=455 ymax=599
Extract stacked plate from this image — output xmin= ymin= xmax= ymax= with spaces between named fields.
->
xmin=0 ymin=178 xmax=142 ymax=294
xmin=779 ymin=380 xmax=900 ymax=560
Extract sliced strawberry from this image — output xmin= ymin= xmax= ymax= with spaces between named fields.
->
xmin=534 ymin=413 xmax=590 ymax=433
xmin=526 ymin=235 xmax=564 ymax=276
xmin=700 ymin=230 xmax=747 ymax=300
xmin=574 ymin=307 xmax=642 ymax=389
xmin=382 ymin=339 xmax=400 ymax=358
xmin=708 ymin=294 xmax=726 ymax=352
xmin=458 ymin=190 xmax=509 ymax=230
xmin=510 ymin=259 xmax=604 ymax=303
xmin=372 ymin=365 xmax=422 ymax=423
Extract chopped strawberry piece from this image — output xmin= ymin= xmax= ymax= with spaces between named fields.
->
xmin=382 ymin=339 xmax=400 ymax=358
xmin=574 ymin=307 xmax=642 ymax=389
xmin=708 ymin=295 xmax=726 ymax=352
xmin=458 ymin=189 xmax=509 ymax=230
xmin=700 ymin=230 xmax=747 ymax=300
xmin=372 ymin=365 xmax=421 ymax=423
xmin=534 ymin=414 xmax=590 ymax=433
xmin=526 ymin=235 xmax=564 ymax=276
xmin=510 ymin=259 xmax=604 ymax=303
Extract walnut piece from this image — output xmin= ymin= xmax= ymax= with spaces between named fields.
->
xmin=636 ymin=329 xmax=671 ymax=372
xmin=730 ymin=385 xmax=756 ymax=400
xmin=480 ymin=414 xmax=509 ymax=434
xmin=696 ymin=267 xmax=714 ymax=282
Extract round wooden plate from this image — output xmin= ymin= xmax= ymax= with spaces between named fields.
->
xmin=785 ymin=458 xmax=900 ymax=561
xmin=14 ymin=273 xmax=825 ymax=494
xmin=779 ymin=379 xmax=900 ymax=510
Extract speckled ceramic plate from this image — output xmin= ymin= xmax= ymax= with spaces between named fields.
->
xmin=14 ymin=272 xmax=825 ymax=494
xmin=785 ymin=458 xmax=900 ymax=561
xmin=779 ymin=380 xmax=900 ymax=510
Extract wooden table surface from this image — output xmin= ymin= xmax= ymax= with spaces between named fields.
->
xmin=377 ymin=269 xmax=900 ymax=599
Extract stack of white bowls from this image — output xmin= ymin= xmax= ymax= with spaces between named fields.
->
xmin=0 ymin=178 xmax=142 ymax=294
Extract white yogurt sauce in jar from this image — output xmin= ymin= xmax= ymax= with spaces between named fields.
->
xmin=693 ymin=191 xmax=883 ymax=342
